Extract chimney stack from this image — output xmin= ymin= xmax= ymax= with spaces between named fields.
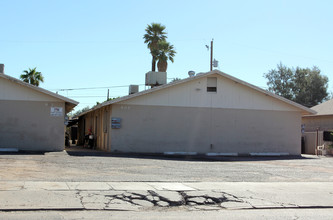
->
xmin=0 ymin=64 xmax=4 ymax=74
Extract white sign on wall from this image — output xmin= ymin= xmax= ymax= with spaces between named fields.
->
xmin=50 ymin=107 xmax=63 ymax=117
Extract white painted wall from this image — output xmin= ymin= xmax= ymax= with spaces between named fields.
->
xmin=120 ymin=74 xmax=300 ymax=112
xmin=0 ymin=77 xmax=68 ymax=151
xmin=0 ymin=77 xmax=61 ymax=102
xmin=110 ymin=104 xmax=301 ymax=155
xmin=82 ymin=74 xmax=304 ymax=155
xmin=0 ymin=100 xmax=66 ymax=151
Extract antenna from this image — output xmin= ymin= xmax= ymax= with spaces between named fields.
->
xmin=213 ymin=59 xmax=218 ymax=68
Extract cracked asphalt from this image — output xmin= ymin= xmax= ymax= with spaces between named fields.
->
xmin=0 ymin=149 xmax=333 ymax=219
xmin=1 ymin=181 xmax=332 ymax=211
xmin=76 ymin=189 xmax=227 ymax=210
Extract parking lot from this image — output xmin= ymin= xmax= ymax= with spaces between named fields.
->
xmin=1 ymin=148 xmax=332 ymax=182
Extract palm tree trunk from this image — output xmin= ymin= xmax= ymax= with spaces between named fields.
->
xmin=157 ymin=60 xmax=168 ymax=72
xmin=152 ymin=56 xmax=156 ymax=72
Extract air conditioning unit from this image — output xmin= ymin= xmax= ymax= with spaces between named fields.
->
xmin=145 ymin=71 xmax=167 ymax=87
xmin=129 ymin=85 xmax=139 ymax=95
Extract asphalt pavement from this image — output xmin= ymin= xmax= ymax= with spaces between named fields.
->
xmin=0 ymin=148 xmax=332 ymax=219
xmin=0 ymin=148 xmax=332 ymax=182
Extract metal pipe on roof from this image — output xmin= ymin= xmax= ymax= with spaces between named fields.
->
xmin=0 ymin=64 xmax=4 ymax=74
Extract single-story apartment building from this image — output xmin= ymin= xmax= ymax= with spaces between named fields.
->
xmin=78 ymin=70 xmax=314 ymax=156
xmin=302 ymin=99 xmax=333 ymax=155
xmin=0 ymin=65 xmax=78 ymax=151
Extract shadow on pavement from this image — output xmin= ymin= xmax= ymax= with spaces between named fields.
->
xmin=65 ymin=146 xmax=317 ymax=162
xmin=0 ymin=151 xmax=45 ymax=155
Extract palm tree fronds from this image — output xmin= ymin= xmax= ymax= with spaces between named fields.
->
xmin=20 ymin=67 xmax=44 ymax=87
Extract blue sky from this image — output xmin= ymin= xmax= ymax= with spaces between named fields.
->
xmin=1 ymin=0 xmax=332 ymax=111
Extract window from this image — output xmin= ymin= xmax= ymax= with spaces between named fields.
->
xmin=207 ymin=87 xmax=217 ymax=92
xmin=207 ymin=77 xmax=217 ymax=92
xmin=323 ymin=131 xmax=333 ymax=141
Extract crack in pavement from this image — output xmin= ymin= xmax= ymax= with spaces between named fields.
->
xmin=8 ymin=188 xmax=321 ymax=211
xmin=75 ymin=190 xmax=249 ymax=210
xmin=236 ymin=194 xmax=301 ymax=209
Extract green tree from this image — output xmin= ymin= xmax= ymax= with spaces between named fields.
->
xmin=293 ymin=66 xmax=329 ymax=106
xmin=20 ymin=67 xmax=44 ymax=86
xmin=156 ymin=40 xmax=176 ymax=72
xmin=263 ymin=62 xmax=294 ymax=100
xmin=264 ymin=63 xmax=329 ymax=107
xmin=171 ymin=77 xmax=182 ymax=83
xmin=143 ymin=23 xmax=167 ymax=72
xmin=70 ymin=106 xmax=90 ymax=118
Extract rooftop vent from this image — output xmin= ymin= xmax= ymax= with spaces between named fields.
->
xmin=188 ymin=71 xmax=195 ymax=77
xmin=0 ymin=64 xmax=4 ymax=74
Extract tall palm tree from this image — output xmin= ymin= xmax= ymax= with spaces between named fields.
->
xmin=20 ymin=67 xmax=44 ymax=86
xmin=143 ymin=23 xmax=167 ymax=72
xmin=156 ymin=40 xmax=176 ymax=72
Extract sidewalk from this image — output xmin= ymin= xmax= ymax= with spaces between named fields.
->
xmin=0 ymin=181 xmax=332 ymax=211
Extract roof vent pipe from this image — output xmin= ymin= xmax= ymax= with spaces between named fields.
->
xmin=0 ymin=64 xmax=4 ymax=74
xmin=188 ymin=71 xmax=195 ymax=77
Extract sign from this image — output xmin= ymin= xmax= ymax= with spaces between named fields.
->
xmin=64 ymin=116 xmax=69 ymax=125
xmin=51 ymin=107 xmax=63 ymax=117
xmin=111 ymin=117 xmax=121 ymax=129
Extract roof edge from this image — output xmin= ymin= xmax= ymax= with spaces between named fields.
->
xmin=78 ymin=70 xmax=315 ymax=116
xmin=303 ymin=113 xmax=333 ymax=118
xmin=0 ymin=73 xmax=79 ymax=107
xmin=210 ymin=70 xmax=316 ymax=115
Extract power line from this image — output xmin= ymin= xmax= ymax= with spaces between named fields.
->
xmin=67 ymin=96 xmax=109 ymax=98
xmin=51 ymin=84 xmax=145 ymax=91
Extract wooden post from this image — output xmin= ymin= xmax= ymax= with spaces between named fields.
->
xmin=210 ymin=39 xmax=213 ymax=71
xmin=316 ymin=127 xmax=319 ymax=155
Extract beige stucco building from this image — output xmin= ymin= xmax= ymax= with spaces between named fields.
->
xmin=0 ymin=70 xmax=78 ymax=151
xmin=78 ymin=70 xmax=314 ymax=156
xmin=302 ymin=99 xmax=333 ymax=154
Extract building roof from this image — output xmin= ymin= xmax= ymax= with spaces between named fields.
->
xmin=304 ymin=98 xmax=333 ymax=117
xmin=0 ymin=73 xmax=79 ymax=112
xmin=80 ymin=70 xmax=315 ymax=116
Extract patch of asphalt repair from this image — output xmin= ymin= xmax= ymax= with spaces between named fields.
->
xmin=2 ymin=189 xmax=333 ymax=213
xmin=69 ymin=189 xmax=333 ymax=212
xmin=74 ymin=190 xmax=259 ymax=211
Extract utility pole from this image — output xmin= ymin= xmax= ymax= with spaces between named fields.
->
xmin=107 ymin=89 xmax=109 ymax=100
xmin=210 ymin=39 xmax=213 ymax=71
xmin=206 ymin=39 xmax=217 ymax=71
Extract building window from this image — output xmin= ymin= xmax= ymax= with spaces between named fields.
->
xmin=207 ymin=87 xmax=217 ymax=92
xmin=323 ymin=131 xmax=333 ymax=141
xmin=207 ymin=77 xmax=217 ymax=92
